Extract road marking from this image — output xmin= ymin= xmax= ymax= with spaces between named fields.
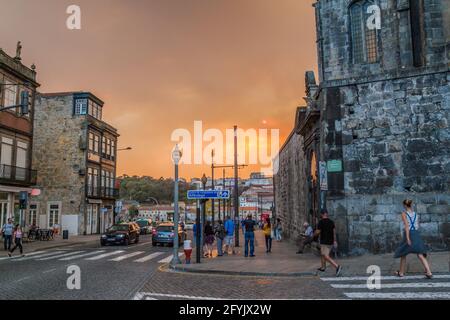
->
xmin=158 ymin=253 xmax=184 ymax=264
xmin=109 ymin=251 xmax=144 ymax=261
xmin=37 ymin=251 xmax=85 ymax=261
xmin=134 ymin=252 xmax=165 ymax=263
xmin=85 ymin=250 xmax=125 ymax=261
xmin=0 ymin=250 xmax=47 ymax=261
xmin=43 ymin=268 xmax=57 ymax=274
xmin=133 ymin=292 xmax=222 ymax=300
xmin=332 ymin=282 xmax=450 ymax=289
xmin=321 ymin=275 xmax=450 ymax=281
xmin=59 ymin=250 xmax=105 ymax=261
xmin=344 ymin=292 xmax=450 ymax=299
xmin=15 ymin=251 xmax=67 ymax=261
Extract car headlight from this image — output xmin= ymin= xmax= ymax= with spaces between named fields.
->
xmin=101 ymin=235 xmax=107 ymax=238
xmin=116 ymin=234 xmax=125 ymax=238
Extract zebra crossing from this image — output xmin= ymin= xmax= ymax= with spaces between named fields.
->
xmin=0 ymin=248 xmax=184 ymax=265
xmin=321 ymin=274 xmax=450 ymax=300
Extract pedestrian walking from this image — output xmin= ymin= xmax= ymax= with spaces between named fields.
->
xmin=214 ymin=220 xmax=226 ymax=256
xmin=203 ymin=221 xmax=215 ymax=258
xmin=315 ymin=209 xmax=342 ymax=276
xmin=274 ymin=218 xmax=282 ymax=241
xmin=394 ymin=199 xmax=433 ymax=279
xmin=1 ymin=218 xmax=14 ymax=252
xmin=224 ymin=216 xmax=235 ymax=255
xmin=8 ymin=224 xmax=24 ymax=257
xmin=297 ymin=222 xmax=314 ymax=254
xmin=243 ymin=214 xmax=257 ymax=257
xmin=262 ymin=218 xmax=272 ymax=253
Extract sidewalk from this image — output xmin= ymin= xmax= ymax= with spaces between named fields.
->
xmin=172 ymin=230 xmax=450 ymax=277
xmin=2 ymin=234 xmax=99 ymax=255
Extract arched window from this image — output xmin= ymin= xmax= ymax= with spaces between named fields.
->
xmin=350 ymin=0 xmax=379 ymax=64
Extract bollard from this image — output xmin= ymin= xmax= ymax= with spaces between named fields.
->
xmin=184 ymin=240 xmax=192 ymax=264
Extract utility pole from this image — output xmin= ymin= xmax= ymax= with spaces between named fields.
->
xmin=211 ymin=150 xmax=215 ymax=226
xmin=233 ymin=125 xmax=239 ymax=247
xmin=223 ymin=169 xmax=226 ymax=219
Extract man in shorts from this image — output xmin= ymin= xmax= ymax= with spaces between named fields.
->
xmin=314 ymin=209 xmax=342 ymax=276
xmin=224 ymin=216 xmax=235 ymax=255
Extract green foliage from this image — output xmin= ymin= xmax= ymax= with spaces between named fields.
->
xmin=118 ymin=175 xmax=191 ymax=204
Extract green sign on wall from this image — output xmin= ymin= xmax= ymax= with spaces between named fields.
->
xmin=327 ymin=160 xmax=343 ymax=173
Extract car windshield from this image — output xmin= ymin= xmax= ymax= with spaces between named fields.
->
xmin=157 ymin=226 xmax=174 ymax=232
xmin=136 ymin=221 xmax=148 ymax=227
xmin=108 ymin=225 xmax=129 ymax=232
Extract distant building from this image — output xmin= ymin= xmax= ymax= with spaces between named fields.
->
xmin=0 ymin=46 xmax=39 ymax=228
xmin=33 ymin=92 xmax=119 ymax=235
xmin=138 ymin=205 xmax=173 ymax=222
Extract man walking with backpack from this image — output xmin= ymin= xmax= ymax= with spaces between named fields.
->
xmin=215 ymin=220 xmax=226 ymax=257
xmin=314 ymin=209 xmax=342 ymax=276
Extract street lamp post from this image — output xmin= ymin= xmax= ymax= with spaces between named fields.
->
xmin=170 ymin=145 xmax=182 ymax=267
xmin=211 ymin=150 xmax=215 ymax=225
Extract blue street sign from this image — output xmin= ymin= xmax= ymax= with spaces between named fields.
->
xmin=187 ymin=190 xmax=230 ymax=200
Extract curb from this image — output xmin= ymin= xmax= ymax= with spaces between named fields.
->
xmin=169 ymin=265 xmax=318 ymax=278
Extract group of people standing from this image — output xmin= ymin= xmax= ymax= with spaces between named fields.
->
xmin=1 ymin=218 xmax=25 ymax=257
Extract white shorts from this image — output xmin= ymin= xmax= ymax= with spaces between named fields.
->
xmin=225 ymin=235 xmax=234 ymax=246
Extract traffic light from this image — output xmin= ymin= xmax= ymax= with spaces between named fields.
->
xmin=19 ymin=191 xmax=28 ymax=209
xmin=20 ymin=91 xmax=29 ymax=116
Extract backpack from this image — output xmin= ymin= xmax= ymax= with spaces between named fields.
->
xmin=215 ymin=224 xmax=226 ymax=240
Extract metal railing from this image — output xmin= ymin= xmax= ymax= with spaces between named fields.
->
xmin=87 ymin=185 xmax=119 ymax=199
xmin=0 ymin=164 xmax=37 ymax=185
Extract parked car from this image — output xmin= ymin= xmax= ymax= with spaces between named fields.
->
xmin=152 ymin=223 xmax=186 ymax=247
xmin=136 ymin=219 xmax=152 ymax=235
xmin=101 ymin=223 xmax=140 ymax=246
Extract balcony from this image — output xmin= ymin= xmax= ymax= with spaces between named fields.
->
xmin=0 ymin=164 xmax=37 ymax=186
xmin=87 ymin=185 xmax=119 ymax=199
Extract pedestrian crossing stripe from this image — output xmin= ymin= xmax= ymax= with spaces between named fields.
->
xmin=109 ymin=251 xmax=145 ymax=261
xmin=37 ymin=251 xmax=85 ymax=261
xmin=0 ymin=250 xmax=47 ymax=261
xmin=321 ymin=275 xmax=450 ymax=281
xmin=59 ymin=250 xmax=105 ymax=261
xmin=158 ymin=252 xmax=184 ymax=264
xmin=85 ymin=250 xmax=125 ymax=260
xmin=15 ymin=251 xmax=67 ymax=261
xmin=344 ymin=292 xmax=450 ymax=299
xmin=134 ymin=252 xmax=164 ymax=263
xmin=331 ymin=282 xmax=450 ymax=289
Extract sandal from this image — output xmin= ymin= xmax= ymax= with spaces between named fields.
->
xmin=317 ymin=267 xmax=326 ymax=272
xmin=425 ymin=273 xmax=433 ymax=279
xmin=395 ymin=270 xmax=404 ymax=278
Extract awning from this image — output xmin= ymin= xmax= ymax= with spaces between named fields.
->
xmin=0 ymin=185 xmax=33 ymax=193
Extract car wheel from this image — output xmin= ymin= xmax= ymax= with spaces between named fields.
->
xmin=124 ymin=238 xmax=129 ymax=246
xmin=100 ymin=241 xmax=106 ymax=246
xmin=152 ymin=242 xmax=157 ymax=247
xmin=135 ymin=237 xmax=139 ymax=244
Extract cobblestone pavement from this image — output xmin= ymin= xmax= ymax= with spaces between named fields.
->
xmin=134 ymin=268 xmax=347 ymax=300
xmin=0 ymin=235 xmax=180 ymax=300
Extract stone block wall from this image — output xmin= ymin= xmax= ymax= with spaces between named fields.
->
xmin=33 ymin=94 xmax=87 ymax=234
xmin=273 ymin=129 xmax=308 ymax=242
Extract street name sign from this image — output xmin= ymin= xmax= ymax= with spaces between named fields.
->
xmin=187 ymin=190 xmax=230 ymax=200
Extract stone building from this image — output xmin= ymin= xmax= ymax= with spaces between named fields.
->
xmin=33 ymin=92 xmax=119 ymax=235
xmin=274 ymin=0 xmax=450 ymax=254
xmin=0 ymin=46 xmax=39 ymax=228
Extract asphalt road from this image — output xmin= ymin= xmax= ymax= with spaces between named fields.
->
xmin=1 ymin=236 xmax=449 ymax=300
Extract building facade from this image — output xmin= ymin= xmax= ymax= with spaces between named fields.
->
xmin=33 ymin=92 xmax=119 ymax=235
xmin=0 ymin=47 xmax=39 ymax=228
xmin=274 ymin=0 xmax=450 ymax=254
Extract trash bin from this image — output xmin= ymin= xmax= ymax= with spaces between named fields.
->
xmin=63 ymin=230 xmax=69 ymax=240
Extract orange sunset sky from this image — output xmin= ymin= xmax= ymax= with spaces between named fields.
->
xmin=0 ymin=0 xmax=318 ymax=179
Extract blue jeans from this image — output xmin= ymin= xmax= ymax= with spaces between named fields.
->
xmin=244 ymin=232 xmax=255 ymax=256
xmin=217 ymin=237 xmax=223 ymax=256
xmin=3 ymin=235 xmax=12 ymax=251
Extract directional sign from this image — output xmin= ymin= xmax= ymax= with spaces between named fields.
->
xmin=187 ymin=190 xmax=230 ymax=200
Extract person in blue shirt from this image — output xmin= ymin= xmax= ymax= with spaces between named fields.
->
xmin=243 ymin=214 xmax=257 ymax=257
xmin=2 ymin=218 xmax=14 ymax=251
xmin=224 ymin=216 xmax=235 ymax=255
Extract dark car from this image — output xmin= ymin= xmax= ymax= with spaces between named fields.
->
xmin=152 ymin=223 xmax=186 ymax=247
xmin=136 ymin=219 xmax=152 ymax=235
xmin=101 ymin=223 xmax=140 ymax=246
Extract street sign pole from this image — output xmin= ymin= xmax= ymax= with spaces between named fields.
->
xmin=233 ymin=125 xmax=239 ymax=247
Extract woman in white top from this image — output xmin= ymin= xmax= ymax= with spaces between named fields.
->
xmin=394 ymin=199 xmax=432 ymax=279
